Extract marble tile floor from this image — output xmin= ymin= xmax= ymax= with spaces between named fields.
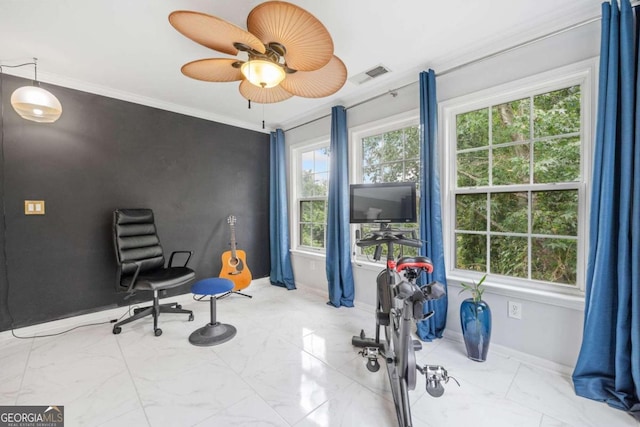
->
xmin=0 ymin=280 xmax=637 ymax=427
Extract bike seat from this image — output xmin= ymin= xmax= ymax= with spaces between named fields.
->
xmin=397 ymin=256 xmax=434 ymax=273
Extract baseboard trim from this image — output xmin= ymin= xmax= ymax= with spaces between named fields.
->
xmin=442 ymin=329 xmax=575 ymax=376
xmin=0 ymin=277 xmax=272 ymax=343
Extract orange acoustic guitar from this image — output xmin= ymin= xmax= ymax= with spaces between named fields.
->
xmin=219 ymin=215 xmax=252 ymax=292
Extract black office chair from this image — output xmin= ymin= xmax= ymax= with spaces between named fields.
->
xmin=112 ymin=208 xmax=195 ymax=336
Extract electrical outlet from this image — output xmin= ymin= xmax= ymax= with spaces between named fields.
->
xmin=508 ymin=301 xmax=522 ymax=319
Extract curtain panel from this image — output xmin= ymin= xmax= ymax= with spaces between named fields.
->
xmin=325 ymin=106 xmax=355 ymax=307
xmin=269 ymin=129 xmax=296 ymax=290
xmin=416 ymin=69 xmax=448 ymax=341
xmin=572 ymin=0 xmax=640 ymax=420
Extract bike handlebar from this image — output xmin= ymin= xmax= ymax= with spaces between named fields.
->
xmin=356 ymin=233 xmax=422 ymax=249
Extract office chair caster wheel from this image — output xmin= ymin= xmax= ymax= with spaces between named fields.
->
xmin=154 ymin=328 xmax=163 ymax=337
xmin=112 ymin=326 xmax=121 ymax=335
xmin=188 ymin=314 xmax=194 ymax=321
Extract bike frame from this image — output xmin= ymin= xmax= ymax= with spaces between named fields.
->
xmin=353 ymin=225 xmax=453 ymax=427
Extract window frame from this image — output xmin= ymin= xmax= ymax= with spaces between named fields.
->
xmin=290 ymin=138 xmax=331 ymax=253
xmin=440 ymin=59 xmax=596 ymax=302
xmin=350 ymin=110 xmax=420 ymax=263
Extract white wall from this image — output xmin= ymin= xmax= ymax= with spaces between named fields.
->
xmin=285 ymin=20 xmax=600 ymax=368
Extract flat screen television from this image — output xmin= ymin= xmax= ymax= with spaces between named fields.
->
xmin=349 ymin=182 xmax=417 ymax=224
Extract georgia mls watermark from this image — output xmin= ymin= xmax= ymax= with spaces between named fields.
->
xmin=0 ymin=406 xmax=64 ymax=427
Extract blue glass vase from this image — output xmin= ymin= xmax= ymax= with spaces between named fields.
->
xmin=460 ymin=298 xmax=492 ymax=362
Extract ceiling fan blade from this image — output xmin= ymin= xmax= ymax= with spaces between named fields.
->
xmin=239 ymin=80 xmax=293 ymax=104
xmin=247 ymin=2 xmax=333 ymax=71
xmin=280 ymin=56 xmax=347 ymax=98
xmin=181 ymin=59 xmax=243 ymax=82
xmin=169 ymin=11 xmax=265 ymax=56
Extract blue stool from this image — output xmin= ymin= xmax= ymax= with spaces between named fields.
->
xmin=189 ymin=278 xmax=237 ymax=346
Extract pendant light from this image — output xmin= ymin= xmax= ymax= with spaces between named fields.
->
xmin=7 ymin=58 xmax=62 ymax=123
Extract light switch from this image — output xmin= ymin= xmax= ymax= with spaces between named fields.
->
xmin=24 ymin=200 xmax=45 ymax=215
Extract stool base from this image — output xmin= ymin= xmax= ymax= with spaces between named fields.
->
xmin=189 ymin=322 xmax=237 ymax=346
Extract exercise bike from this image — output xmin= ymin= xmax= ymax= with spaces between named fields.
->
xmin=352 ymin=225 xmax=457 ymax=427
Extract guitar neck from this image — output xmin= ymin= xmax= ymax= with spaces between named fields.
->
xmin=230 ymin=222 xmax=238 ymax=258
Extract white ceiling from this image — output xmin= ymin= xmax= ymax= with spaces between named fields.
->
xmin=0 ymin=0 xmax=603 ymax=133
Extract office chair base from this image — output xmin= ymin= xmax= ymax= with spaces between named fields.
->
xmin=112 ymin=301 xmax=194 ymax=336
xmin=189 ymin=322 xmax=237 ymax=346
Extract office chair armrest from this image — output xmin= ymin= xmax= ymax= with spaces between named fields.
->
xmin=168 ymin=250 xmax=193 ymax=267
xmin=125 ymin=261 xmax=143 ymax=293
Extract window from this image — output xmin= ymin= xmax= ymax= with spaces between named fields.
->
xmin=353 ymin=117 xmax=421 ymax=257
xmin=445 ymin=65 xmax=592 ymax=295
xmin=298 ymin=146 xmax=330 ymax=250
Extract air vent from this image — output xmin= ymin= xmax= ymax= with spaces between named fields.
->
xmin=366 ymin=66 xmax=389 ymax=78
xmin=349 ymin=64 xmax=391 ymax=85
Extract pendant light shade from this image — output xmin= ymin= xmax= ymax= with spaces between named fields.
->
xmin=2 ymin=58 xmax=62 ymax=123
xmin=11 ymin=85 xmax=62 ymax=123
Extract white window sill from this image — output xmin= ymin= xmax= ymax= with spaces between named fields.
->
xmin=293 ymin=251 xmax=585 ymax=312
xmin=290 ymin=249 xmax=327 ymax=260
xmin=447 ymin=272 xmax=585 ymax=311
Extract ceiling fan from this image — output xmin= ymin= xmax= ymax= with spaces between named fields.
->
xmin=169 ymin=1 xmax=347 ymax=104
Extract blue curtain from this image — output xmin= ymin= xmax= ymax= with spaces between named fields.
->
xmin=572 ymin=0 xmax=640 ymax=420
xmin=416 ymin=69 xmax=448 ymax=341
xmin=325 ymin=106 xmax=355 ymax=307
xmin=269 ymin=129 xmax=296 ymax=290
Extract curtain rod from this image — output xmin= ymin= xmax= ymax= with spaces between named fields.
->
xmin=284 ymin=5 xmax=617 ymax=133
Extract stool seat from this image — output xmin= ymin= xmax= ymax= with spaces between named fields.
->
xmin=192 ymin=277 xmax=234 ymax=295
xmin=189 ymin=277 xmax=237 ymax=347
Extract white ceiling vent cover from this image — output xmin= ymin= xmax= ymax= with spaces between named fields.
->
xmin=349 ymin=64 xmax=391 ymax=85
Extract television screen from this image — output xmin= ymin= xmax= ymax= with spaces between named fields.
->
xmin=349 ymin=182 xmax=417 ymax=223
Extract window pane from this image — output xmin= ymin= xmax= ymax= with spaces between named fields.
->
xmin=300 ymin=201 xmax=312 ymax=222
xmin=314 ymin=148 xmax=330 ymax=173
xmin=301 ymin=151 xmax=314 ymax=171
xmin=457 ymin=149 xmax=489 ymax=187
xmin=532 ymin=190 xmax=578 ymax=236
xmin=312 ymin=225 xmax=325 ymax=248
xmin=456 ymin=193 xmax=487 ymax=231
xmin=383 ymin=130 xmax=404 ymax=161
xmin=405 ymin=127 xmax=420 ymax=159
xmin=363 ymin=165 xmax=379 ymax=183
xmin=383 ymin=162 xmax=405 ymax=182
xmin=491 ymin=192 xmax=528 ymax=233
xmin=532 ymin=238 xmax=577 ymax=285
xmin=314 ymin=172 xmax=329 ymax=197
xmin=300 ymin=224 xmax=312 ymax=246
xmin=301 ymin=170 xmax=314 ymax=197
xmin=457 ymin=108 xmax=489 ymax=150
xmin=534 ymin=137 xmax=580 ymax=183
xmin=456 ymin=234 xmax=487 ymax=271
xmin=490 ymin=235 xmax=528 ymax=278
xmin=492 ymin=143 xmax=530 ymax=185
xmin=404 ymin=160 xmax=420 ymax=182
xmin=363 ymin=135 xmax=383 ymax=166
xmin=492 ymin=98 xmax=530 ymax=144
xmin=534 ymin=86 xmax=581 ymax=138
xmin=311 ymin=200 xmax=326 ymax=223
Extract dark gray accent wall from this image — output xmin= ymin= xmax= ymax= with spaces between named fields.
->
xmin=0 ymin=74 xmax=270 ymax=331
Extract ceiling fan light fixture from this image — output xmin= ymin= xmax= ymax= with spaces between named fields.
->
xmin=240 ymin=59 xmax=285 ymax=88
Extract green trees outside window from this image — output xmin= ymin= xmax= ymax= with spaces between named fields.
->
xmin=299 ymin=147 xmax=330 ymax=249
xmin=455 ymin=86 xmax=581 ymax=286
xmin=359 ymin=125 xmax=421 ymax=258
